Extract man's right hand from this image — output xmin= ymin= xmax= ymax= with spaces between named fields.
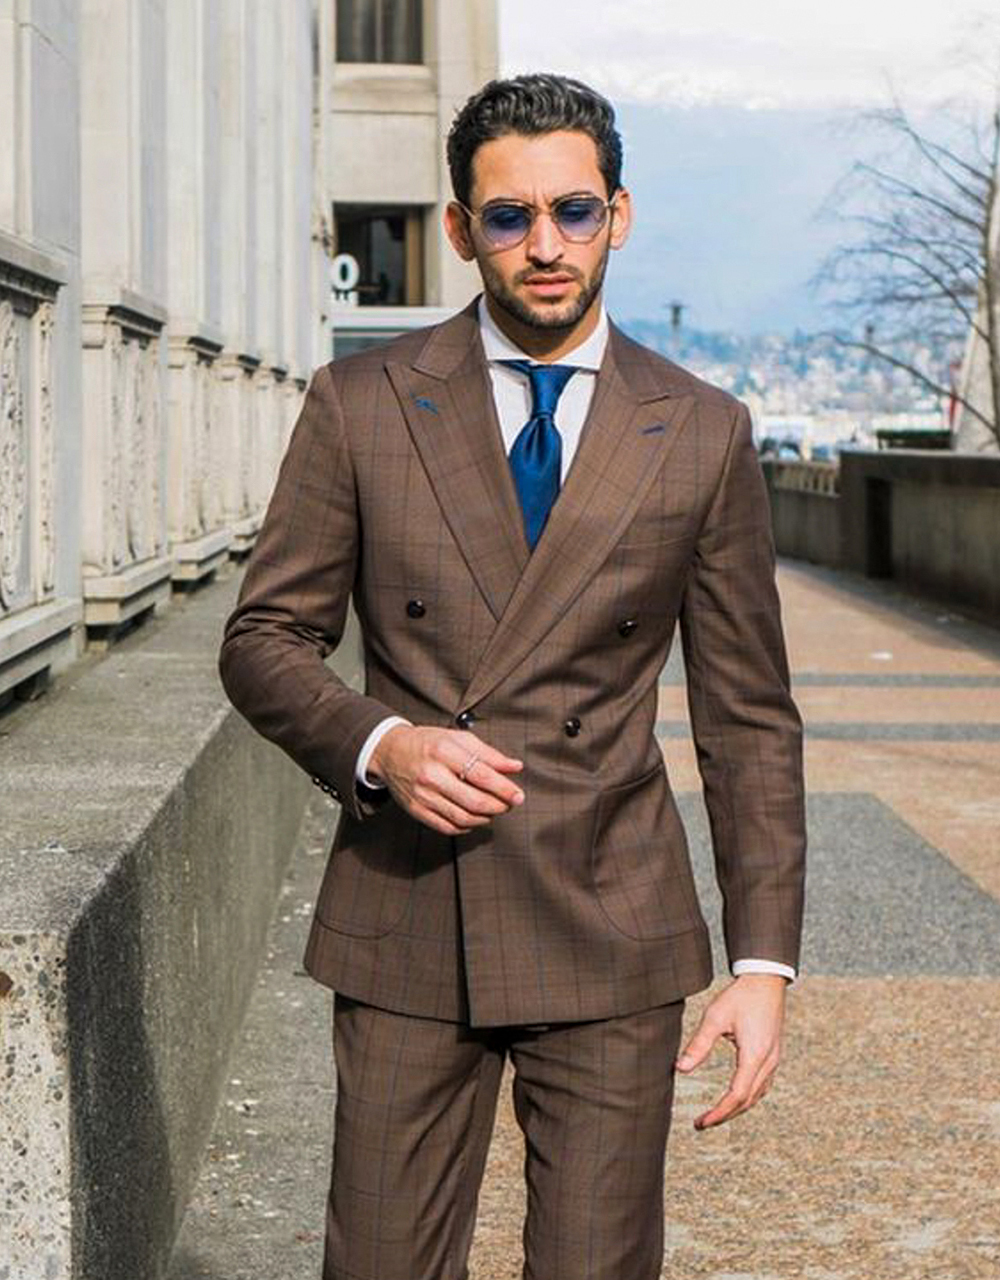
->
xmin=368 ymin=726 xmax=525 ymax=835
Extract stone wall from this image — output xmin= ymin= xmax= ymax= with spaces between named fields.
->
xmin=763 ymin=451 xmax=1000 ymax=623
xmin=761 ymin=459 xmax=842 ymax=570
xmin=0 ymin=571 xmax=364 ymax=1280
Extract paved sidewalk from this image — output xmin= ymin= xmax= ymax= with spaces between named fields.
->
xmin=168 ymin=560 xmax=1000 ymax=1280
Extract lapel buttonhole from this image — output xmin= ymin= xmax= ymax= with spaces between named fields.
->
xmin=414 ymin=395 xmax=440 ymax=415
xmin=640 ymin=423 xmax=666 ymax=435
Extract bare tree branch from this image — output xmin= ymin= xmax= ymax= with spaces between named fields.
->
xmin=815 ymin=87 xmax=1000 ymax=447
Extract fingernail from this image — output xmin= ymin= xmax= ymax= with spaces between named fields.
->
xmin=513 ymin=791 xmax=525 ymax=804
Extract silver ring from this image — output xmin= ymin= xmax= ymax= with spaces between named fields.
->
xmin=459 ymin=753 xmax=480 ymax=782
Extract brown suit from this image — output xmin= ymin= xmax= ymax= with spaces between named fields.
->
xmin=219 ymin=296 xmax=806 ymax=1278
xmin=219 ymin=296 xmax=805 ymax=1026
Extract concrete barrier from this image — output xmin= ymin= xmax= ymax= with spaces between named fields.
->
xmin=0 ymin=568 xmax=357 ymax=1280
xmin=762 ymin=460 xmax=842 ymax=569
xmin=761 ymin=452 xmax=1000 ymax=624
xmin=838 ymin=451 xmax=1000 ymax=621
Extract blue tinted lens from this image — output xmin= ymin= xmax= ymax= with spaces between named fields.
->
xmin=481 ymin=204 xmax=533 ymax=243
xmin=554 ymin=198 xmax=605 ymax=236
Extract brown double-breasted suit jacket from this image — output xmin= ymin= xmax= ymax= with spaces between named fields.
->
xmin=218 ymin=296 xmax=806 ymax=1028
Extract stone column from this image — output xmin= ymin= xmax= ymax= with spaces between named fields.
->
xmin=79 ymin=0 xmax=173 ymax=633
xmin=164 ymin=0 xmax=233 ymax=582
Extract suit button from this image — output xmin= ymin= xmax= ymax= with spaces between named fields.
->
xmin=455 ymin=709 xmax=477 ymax=729
xmin=564 ymin=716 xmax=581 ymax=737
xmin=618 ymin=617 xmax=638 ymax=637
xmin=406 ymin=599 xmax=426 ymax=619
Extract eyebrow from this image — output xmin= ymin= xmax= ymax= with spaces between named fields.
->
xmin=479 ymin=189 xmax=602 ymax=208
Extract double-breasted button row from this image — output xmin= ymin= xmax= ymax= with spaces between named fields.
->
xmin=311 ymin=774 xmax=341 ymax=802
xmin=456 ymin=707 xmax=581 ymax=737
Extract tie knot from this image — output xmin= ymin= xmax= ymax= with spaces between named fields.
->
xmin=500 ymin=359 xmax=577 ymax=418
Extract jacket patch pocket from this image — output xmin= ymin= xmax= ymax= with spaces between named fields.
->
xmin=591 ymin=761 xmax=702 ymax=940
xmin=315 ymin=805 xmax=419 ymax=939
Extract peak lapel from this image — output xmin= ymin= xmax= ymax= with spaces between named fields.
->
xmin=386 ymin=308 xmax=529 ymax=621
xmin=458 ymin=327 xmax=697 ymax=709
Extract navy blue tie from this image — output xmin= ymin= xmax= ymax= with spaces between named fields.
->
xmin=500 ymin=359 xmax=577 ymax=550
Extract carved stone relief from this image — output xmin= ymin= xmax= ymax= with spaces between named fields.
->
xmin=0 ymin=298 xmax=27 ymax=611
xmin=35 ymin=302 xmax=56 ymax=594
xmin=0 ymin=260 xmax=61 ymax=618
xmin=107 ymin=322 xmax=127 ymax=570
xmin=82 ymin=305 xmax=167 ymax=577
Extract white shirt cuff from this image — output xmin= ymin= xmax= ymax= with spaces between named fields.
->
xmin=732 ymin=958 xmax=797 ymax=982
xmin=355 ymin=716 xmax=412 ymax=789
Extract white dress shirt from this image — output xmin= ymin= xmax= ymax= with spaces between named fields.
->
xmin=352 ymin=296 xmax=795 ymax=982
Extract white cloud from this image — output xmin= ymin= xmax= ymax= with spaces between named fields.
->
xmin=500 ymin=0 xmax=1000 ymax=108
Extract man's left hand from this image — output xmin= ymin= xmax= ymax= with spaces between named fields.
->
xmin=674 ymin=974 xmax=788 ymax=1130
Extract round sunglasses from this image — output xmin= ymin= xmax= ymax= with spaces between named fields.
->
xmin=456 ymin=192 xmax=619 ymax=251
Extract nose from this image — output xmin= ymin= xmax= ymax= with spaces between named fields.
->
xmin=525 ymin=209 xmax=563 ymax=265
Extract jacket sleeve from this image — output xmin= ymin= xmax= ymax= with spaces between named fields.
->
xmin=678 ymin=400 xmax=807 ymax=970
xmin=218 ymin=362 xmax=397 ymax=820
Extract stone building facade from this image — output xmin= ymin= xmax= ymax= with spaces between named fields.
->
xmin=0 ymin=0 xmax=494 ymax=705
xmin=0 ymin=0 xmax=323 ymax=703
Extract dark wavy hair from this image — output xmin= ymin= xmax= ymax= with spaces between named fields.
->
xmin=446 ymin=73 xmax=623 ymax=206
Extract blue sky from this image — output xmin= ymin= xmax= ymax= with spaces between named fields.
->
xmin=498 ymin=2 xmax=1000 ymax=332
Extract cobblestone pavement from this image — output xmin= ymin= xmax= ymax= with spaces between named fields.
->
xmin=169 ymin=560 xmax=1000 ymax=1280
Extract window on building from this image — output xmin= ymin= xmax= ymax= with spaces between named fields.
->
xmin=336 ymin=0 xmax=422 ymax=64
xmin=334 ymin=204 xmax=425 ymax=306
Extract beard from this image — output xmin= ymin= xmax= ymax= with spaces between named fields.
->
xmin=477 ymin=238 xmax=611 ymax=332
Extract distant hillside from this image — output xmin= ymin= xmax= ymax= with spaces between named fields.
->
xmin=604 ymin=103 xmax=874 ymax=334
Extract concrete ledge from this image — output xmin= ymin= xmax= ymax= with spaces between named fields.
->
xmin=83 ymin=554 xmax=174 ymax=631
xmin=0 ymin=570 xmax=358 ymax=1279
xmin=0 ymin=597 xmax=83 ymax=700
xmin=170 ymin=529 xmax=232 ymax=585
xmin=229 ymin=515 xmax=262 ymax=556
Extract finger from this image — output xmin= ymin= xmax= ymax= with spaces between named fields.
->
xmin=446 ymin=732 xmax=524 ymax=777
xmin=406 ymin=798 xmax=469 ymax=836
xmin=461 ymin=761 xmax=526 ymax=807
xmin=675 ymin=1017 xmax=722 ymax=1073
xmin=441 ymin=740 xmax=525 ymax=806
xmin=694 ymin=1055 xmax=762 ymax=1130
xmin=433 ymin=767 xmax=518 ymax=817
xmin=412 ymin=787 xmax=493 ymax=831
xmin=744 ymin=1051 xmax=780 ymax=1111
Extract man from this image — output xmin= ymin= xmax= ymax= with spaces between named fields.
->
xmin=219 ymin=73 xmax=805 ymax=1280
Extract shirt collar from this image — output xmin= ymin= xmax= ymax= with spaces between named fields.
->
xmin=477 ymin=293 xmax=608 ymax=371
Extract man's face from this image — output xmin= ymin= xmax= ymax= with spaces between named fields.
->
xmin=445 ymin=130 xmax=632 ymax=333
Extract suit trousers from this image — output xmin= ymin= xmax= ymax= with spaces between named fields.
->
xmin=324 ymin=993 xmax=686 ymax=1280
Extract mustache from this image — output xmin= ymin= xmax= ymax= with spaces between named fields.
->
xmin=514 ymin=266 xmax=584 ymax=284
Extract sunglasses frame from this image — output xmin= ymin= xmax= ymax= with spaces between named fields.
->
xmin=455 ymin=190 xmax=621 ymax=252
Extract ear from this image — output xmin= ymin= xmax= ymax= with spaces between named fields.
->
xmin=608 ymin=188 xmax=633 ymax=251
xmin=444 ymin=201 xmax=477 ymax=262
